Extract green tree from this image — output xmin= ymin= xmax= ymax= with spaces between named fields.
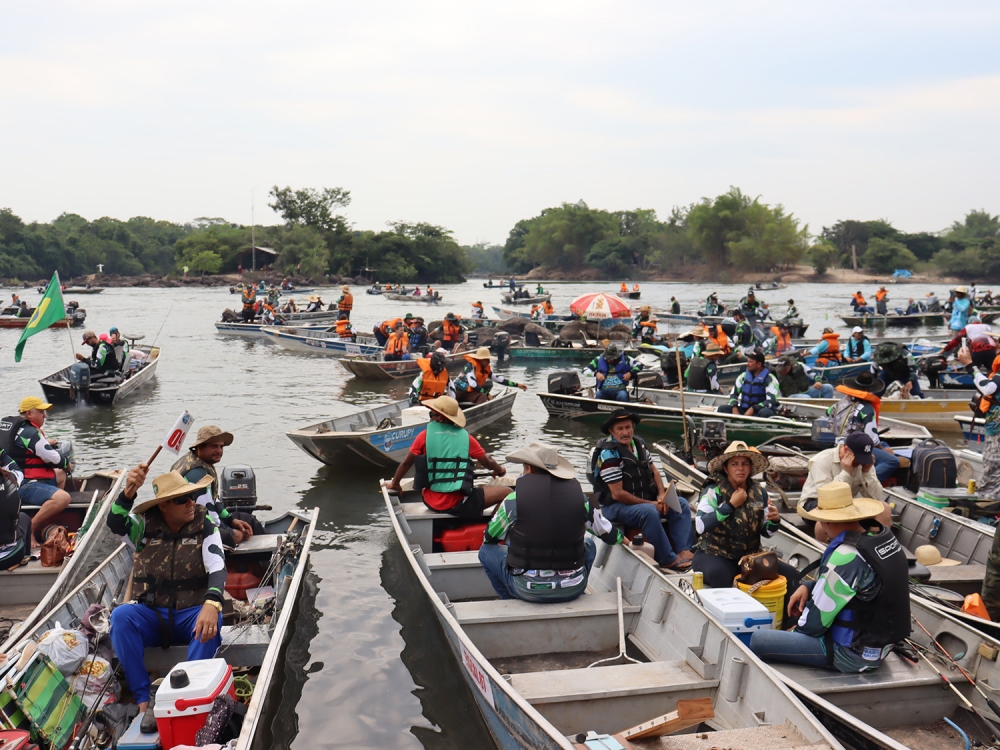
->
xmin=806 ymin=241 xmax=839 ymax=275
xmin=863 ymin=237 xmax=917 ymax=274
xmin=463 ymin=242 xmax=508 ymax=275
xmin=686 ymin=187 xmax=754 ymax=267
xmin=298 ymin=246 xmax=331 ymax=279
xmin=188 ymin=250 xmax=222 ymax=274
xmin=949 ymin=210 xmax=1000 ymax=241
xmin=519 ymin=202 xmax=619 ymax=271
xmin=268 ymin=186 xmax=351 ymax=232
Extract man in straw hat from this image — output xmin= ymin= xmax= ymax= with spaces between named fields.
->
xmin=719 ymin=350 xmax=780 ymax=418
xmin=304 ymin=294 xmax=324 ymax=313
xmin=749 ymin=481 xmax=910 ymax=673
xmin=106 ymin=464 xmax=227 ymax=723
xmin=454 ymin=347 xmax=527 ymax=406
xmin=336 ymin=285 xmax=353 ymax=319
xmin=387 ymin=396 xmax=511 ymax=516
xmin=684 ymin=340 xmax=724 ymax=393
xmin=827 ymin=370 xmax=899 ymax=484
xmin=591 ymin=410 xmax=693 ymax=571
xmin=632 ymin=305 xmax=654 ymax=338
xmin=170 ymin=425 xmax=265 ymax=547
xmin=479 ymin=441 xmax=623 ymax=602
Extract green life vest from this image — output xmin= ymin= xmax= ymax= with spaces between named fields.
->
xmin=424 ymin=421 xmax=474 ymax=494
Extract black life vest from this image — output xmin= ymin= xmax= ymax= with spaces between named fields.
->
xmin=0 ymin=468 xmax=22 ymax=546
xmin=170 ymin=452 xmax=220 ymax=501
xmin=687 ymin=356 xmax=711 ymax=391
xmin=0 ymin=416 xmax=56 ymax=481
xmin=589 ymin=436 xmax=656 ymax=506
xmin=847 ymin=336 xmax=869 ymax=359
xmin=132 ymin=505 xmax=211 ymax=612
xmin=505 ymin=473 xmax=586 ymax=571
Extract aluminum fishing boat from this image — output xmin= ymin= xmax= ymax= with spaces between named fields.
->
xmin=337 ymin=350 xmax=468 ymax=380
xmin=258 ymin=327 xmax=382 ymax=356
xmin=39 ymin=343 xmax=159 ymax=406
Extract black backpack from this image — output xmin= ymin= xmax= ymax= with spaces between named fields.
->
xmin=906 ymin=439 xmax=957 ymax=492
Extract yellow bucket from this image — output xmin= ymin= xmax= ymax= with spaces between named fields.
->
xmin=737 ymin=575 xmax=787 ymax=630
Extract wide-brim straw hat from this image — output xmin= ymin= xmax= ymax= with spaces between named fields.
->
xmin=707 ymin=440 xmax=769 ymax=476
xmin=423 ymin=395 xmax=467 ymax=428
xmin=341 ymin=285 xmax=350 ymax=292
xmin=190 ymin=425 xmax=234 ymax=449
xmin=506 ymin=441 xmax=576 ymax=480
xmin=702 ymin=341 xmax=723 ymax=357
xmin=914 ymin=544 xmax=961 ymax=567
xmin=640 ymin=305 xmax=652 ymax=313
xmin=686 ymin=326 xmax=709 ymax=338
xmin=307 ymin=295 xmax=322 ymax=302
xmin=955 ymin=286 xmax=969 ymax=294
xmin=467 ymin=347 xmax=492 ymax=360
xmin=133 ymin=471 xmax=213 ymax=515
xmin=798 ymin=481 xmax=884 ymax=523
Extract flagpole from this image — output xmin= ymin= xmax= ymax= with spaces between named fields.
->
xmin=57 ymin=273 xmax=77 ymax=361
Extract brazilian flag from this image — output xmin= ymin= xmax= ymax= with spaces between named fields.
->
xmin=15 ymin=272 xmax=66 ymax=362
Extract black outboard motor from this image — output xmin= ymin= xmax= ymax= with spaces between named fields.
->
xmin=68 ymin=362 xmax=91 ymax=405
xmin=634 ymin=371 xmax=664 ymax=390
xmin=548 ymin=371 xmax=582 ymax=396
xmin=219 ymin=464 xmax=257 ymax=511
xmin=493 ymin=330 xmax=511 ymax=363
xmin=811 ymin=417 xmax=836 ymax=446
xmin=697 ymin=419 xmax=728 ymax=463
xmin=660 ymin=350 xmax=686 ymax=388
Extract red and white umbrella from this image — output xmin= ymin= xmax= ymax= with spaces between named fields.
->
xmin=569 ymin=292 xmax=631 ymax=319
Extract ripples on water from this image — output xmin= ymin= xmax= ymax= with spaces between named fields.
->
xmin=0 ymin=279 xmax=959 ymax=748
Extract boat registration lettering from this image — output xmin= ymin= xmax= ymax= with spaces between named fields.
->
xmin=460 ymin=643 xmax=495 ymax=709
xmin=346 ymin=344 xmax=361 ymax=356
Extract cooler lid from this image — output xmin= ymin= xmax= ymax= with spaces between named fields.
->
xmin=155 ymin=658 xmax=232 ymax=713
xmin=697 ymin=588 xmax=769 ymax=620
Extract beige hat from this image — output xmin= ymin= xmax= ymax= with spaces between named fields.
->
xmin=706 ymin=441 xmax=769 ymax=476
xmin=799 ymin=481 xmax=884 ymax=523
xmin=914 ymin=544 xmax=961 ymax=567
xmin=307 ymin=295 xmax=322 ymax=302
xmin=686 ymin=326 xmax=709 ymax=338
xmin=341 ymin=285 xmax=350 ymax=293
xmin=955 ymin=286 xmax=969 ymax=294
xmin=466 ymin=347 xmax=492 ymax=361
xmin=702 ymin=341 xmax=723 ymax=357
xmin=132 ymin=471 xmax=213 ymax=515
xmin=423 ymin=395 xmax=467 ymax=428
xmin=189 ymin=425 xmax=234 ymax=449
xmin=639 ymin=305 xmax=652 ymax=314
xmin=506 ymin=441 xmax=576 ymax=480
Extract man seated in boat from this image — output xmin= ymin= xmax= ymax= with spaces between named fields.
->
xmin=335 ymin=314 xmax=355 ymax=341
xmin=785 ymin=299 xmax=798 ymax=319
xmin=850 ymin=291 xmax=873 ymax=315
xmin=797 ymin=433 xmax=890 ymax=543
xmin=901 ymin=298 xmax=921 ymax=315
xmin=77 ymin=330 xmax=120 ymax=376
xmin=0 ymin=450 xmax=31 ymax=571
xmin=304 ymin=295 xmax=324 ymax=313
xmin=542 ymin=299 xmax=554 ymax=315
xmin=170 ymin=425 xmax=265 ymax=547
xmin=281 ymin=298 xmax=298 ymax=314
xmin=631 ymin=306 xmax=654 ymax=340
xmin=470 ymin=301 xmax=485 ymax=320
xmin=774 ymin=357 xmax=834 ymax=400
xmin=729 ymin=311 xmax=755 ymax=348
xmin=718 ymin=350 xmax=780 ymax=418
xmin=480 ymin=442 xmax=623 ymax=602
xmin=843 ymin=326 xmax=871 ymax=364
xmin=620 ymin=283 xmax=629 ymax=294
xmin=454 ymin=347 xmax=527 ymax=405
xmin=108 ymin=327 xmax=131 ymax=373
xmin=406 ymin=316 xmax=429 ymax=354
xmin=440 ymin=312 xmax=464 ymax=352
xmin=107 ymin=464 xmax=226 ymax=730
xmin=684 ymin=341 xmax=725 ymax=393
xmin=586 ymin=343 xmax=641 ymax=403
xmin=810 ymin=328 xmax=842 ymax=367
xmin=387 ymin=396 xmax=511 ymax=517
xmin=738 ymin=289 xmax=761 ymax=319
xmin=750 ymin=481 xmax=909 ymax=673
xmin=408 ymin=350 xmax=455 ymax=406
xmin=590 ymin=410 xmax=693 ymax=572
xmin=765 ymin=321 xmax=793 ymax=356
xmin=826 ymin=371 xmax=899 ymax=484
xmin=384 ymin=322 xmax=411 ymax=362
xmin=0 ymin=397 xmax=72 ymax=547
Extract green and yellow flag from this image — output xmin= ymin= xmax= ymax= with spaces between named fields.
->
xmin=15 ymin=272 xmax=66 ymax=362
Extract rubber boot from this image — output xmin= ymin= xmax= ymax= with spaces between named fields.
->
xmin=140 ymin=678 xmax=163 ymax=734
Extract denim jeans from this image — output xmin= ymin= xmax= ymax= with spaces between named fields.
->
xmin=749 ymin=629 xmax=829 ymax=668
xmin=596 ymin=389 xmax=630 ymax=402
xmin=479 ymin=537 xmax=596 ymax=602
xmin=18 ymin=477 xmax=60 ymax=506
xmin=602 ymin=498 xmax=693 ymax=567
xmin=873 ymin=446 xmax=900 ymax=484
xmin=716 ymin=404 xmax=775 ymax=418
xmin=787 ymin=383 xmax=835 ymax=399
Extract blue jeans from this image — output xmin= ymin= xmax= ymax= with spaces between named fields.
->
xmin=854 ymin=306 xmax=874 ymax=315
xmin=110 ymin=603 xmax=222 ymax=704
xmin=18 ymin=477 xmax=59 ymax=505
xmin=602 ymin=498 xmax=693 ymax=567
xmin=596 ymin=389 xmax=630 ymax=402
xmin=717 ymin=404 xmax=775 ymax=418
xmin=788 ymin=383 xmax=835 ymax=399
xmin=479 ymin=537 xmax=596 ymax=602
xmin=873 ymin=446 xmax=900 ymax=484
xmin=749 ymin=629 xmax=829 ymax=668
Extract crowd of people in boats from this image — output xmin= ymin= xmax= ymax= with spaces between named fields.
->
xmin=849 ymin=283 xmax=994 ymax=322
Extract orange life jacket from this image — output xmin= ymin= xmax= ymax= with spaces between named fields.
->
xmin=709 ymin=331 xmax=731 ymax=356
xmin=338 ymin=293 xmax=353 ymax=311
xmin=380 ymin=318 xmax=402 ymax=337
xmin=442 ymin=320 xmax=462 ymax=341
xmin=852 ymin=293 xmax=867 ymax=306
xmin=385 ymin=331 xmax=409 ymax=355
xmin=471 ymin=302 xmax=483 ymax=312
xmin=632 ymin=285 xmax=639 ymax=292
xmin=972 ymin=355 xmax=1000 ymax=415
xmin=336 ymin=319 xmax=353 ymax=338
xmin=543 ymin=301 xmax=554 ymax=314
xmin=875 ymin=289 xmax=887 ymax=302
xmin=816 ymin=333 xmax=841 ymax=365
xmin=834 ymin=385 xmax=881 ymax=422
xmin=463 ymin=356 xmax=492 ymax=389
xmin=770 ymin=326 xmax=792 ymax=354
xmin=416 ymin=358 xmax=450 ymax=400
xmin=620 ymin=284 xmax=628 ymax=293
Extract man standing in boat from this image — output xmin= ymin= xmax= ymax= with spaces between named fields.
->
xmin=241 ymin=283 xmax=257 ymax=323
xmin=337 ymin=285 xmax=354 ymax=319
xmin=479 ymin=442 xmax=623 ymax=602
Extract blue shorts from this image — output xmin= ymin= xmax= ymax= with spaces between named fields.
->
xmin=19 ymin=478 xmax=60 ymax=506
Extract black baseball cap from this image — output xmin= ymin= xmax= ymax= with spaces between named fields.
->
xmin=747 ymin=349 xmax=766 ymax=364
xmin=844 ymin=433 xmax=875 ymax=465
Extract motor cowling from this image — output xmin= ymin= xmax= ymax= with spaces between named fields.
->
xmin=219 ymin=464 xmax=257 ymax=510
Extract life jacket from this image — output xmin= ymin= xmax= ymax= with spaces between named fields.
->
xmin=769 ymin=326 xmax=792 ymax=354
xmin=847 ymin=336 xmax=869 ymax=360
xmin=385 ymin=331 xmax=409 ymax=356
xmin=709 ymin=331 xmax=731 ymax=356
xmin=590 ymin=436 xmax=656 ymax=506
xmin=336 ymin=319 xmax=353 ymax=338
xmin=816 ymin=333 xmax=842 ymax=365
xmin=505 ymin=473 xmax=587 ymax=571
xmin=852 ymin=293 xmax=867 ymax=307
xmin=595 ymin=356 xmax=632 ymax=392
xmin=693 ymin=477 xmax=768 ymax=560
xmin=831 ymin=388 xmax=881 ymax=437
xmin=820 ymin=527 xmax=910 ymax=665
xmin=686 ymin=357 xmax=712 ymax=392
xmin=0 ymin=416 xmax=56 ymax=481
xmin=456 ymin=357 xmax=492 ymax=393
xmin=0 ymin=462 xmax=22 ymax=546
xmin=416 ymin=358 xmax=450 ymax=401
xmin=170 ymin=452 xmax=220 ymax=505
xmin=379 ymin=318 xmax=403 ymax=337
xmin=620 ymin=284 xmax=628 ymax=293
xmin=132 ymin=505 xmax=211 ymax=611
xmin=338 ymin=293 xmax=353 ymax=311
xmin=471 ymin=303 xmax=484 ymax=316
xmin=874 ymin=289 xmax=887 ymax=302
xmin=633 ymin=285 xmax=639 ymax=292
xmin=241 ymin=287 xmax=256 ymax=308
xmin=543 ymin=301 xmax=554 ymax=314
xmin=412 ymin=421 xmax=474 ymax=496
xmin=738 ymin=368 xmax=772 ymax=411
xmin=442 ymin=319 xmax=462 ymax=342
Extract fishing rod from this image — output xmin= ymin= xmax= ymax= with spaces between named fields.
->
xmin=150 ymin=299 xmax=176 ymax=349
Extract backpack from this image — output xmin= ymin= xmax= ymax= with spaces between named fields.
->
xmin=873 ymin=341 xmax=907 ymax=367
xmin=906 ymin=439 xmax=957 ymax=492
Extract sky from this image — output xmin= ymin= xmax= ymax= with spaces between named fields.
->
xmin=2 ymin=1 xmax=998 ymax=245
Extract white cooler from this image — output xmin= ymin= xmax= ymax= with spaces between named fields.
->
xmin=698 ymin=588 xmax=773 ymax=645
xmin=400 ymin=407 xmax=431 ymax=426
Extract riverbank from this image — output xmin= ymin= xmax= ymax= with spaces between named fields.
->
xmin=3 ymin=271 xmax=373 ymax=289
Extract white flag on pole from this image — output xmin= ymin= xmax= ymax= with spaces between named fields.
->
xmin=161 ymin=411 xmax=196 ymax=455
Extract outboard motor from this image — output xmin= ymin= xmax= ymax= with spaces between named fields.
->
xmin=67 ymin=362 xmax=91 ymax=404
xmin=547 ymin=371 xmax=582 ymax=396
xmin=811 ymin=417 xmax=836 ymax=446
xmin=219 ymin=464 xmax=257 ymax=511
xmin=634 ymin=371 xmax=664 ymax=390
xmin=697 ymin=419 xmax=728 ymax=463
xmin=493 ymin=330 xmax=511 ymax=363
xmin=660 ymin=350 xmax=686 ymax=388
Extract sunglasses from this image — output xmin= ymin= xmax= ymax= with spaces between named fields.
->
xmin=170 ymin=495 xmax=197 ymax=506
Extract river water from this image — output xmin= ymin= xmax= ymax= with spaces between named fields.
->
xmin=0 ymin=278 xmax=963 ymax=748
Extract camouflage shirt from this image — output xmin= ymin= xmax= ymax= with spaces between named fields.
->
xmin=694 ymin=476 xmax=777 ymax=560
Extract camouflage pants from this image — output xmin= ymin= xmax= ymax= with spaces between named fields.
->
xmin=983 ymin=434 xmax=1000 ymax=618
xmin=978 ymin=433 xmax=1000 ymax=501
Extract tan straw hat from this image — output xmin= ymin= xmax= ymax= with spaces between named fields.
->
xmin=955 ymin=286 xmax=968 ymax=294
xmin=914 ymin=544 xmax=961 ymax=567
xmin=798 ymin=481 xmax=884 ymax=523
xmin=506 ymin=441 xmax=576 ymax=480
xmin=707 ymin=441 xmax=769 ymax=476
xmin=307 ymin=295 xmax=322 ymax=302
xmin=189 ymin=425 xmax=234 ymax=448
xmin=132 ymin=471 xmax=213 ymax=515
xmin=341 ymin=285 xmax=350 ymax=292
xmin=467 ymin=347 xmax=492 ymax=360
xmin=702 ymin=341 xmax=723 ymax=357
xmin=686 ymin=326 xmax=709 ymax=338
xmin=423 ymin=395 xmax=467 ymax=428
xmin=640 ymin=305 xmax=652 ymax=314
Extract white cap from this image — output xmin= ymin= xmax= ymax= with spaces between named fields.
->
xmin=435 ymin=347 xmax=448 ymax=355
xmin=851 ymin=326 xmax=864 ymax=334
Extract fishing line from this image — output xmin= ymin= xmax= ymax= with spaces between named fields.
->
xmin=150 ymin=300 xmax=176 ymax=348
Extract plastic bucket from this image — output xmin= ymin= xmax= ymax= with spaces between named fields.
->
xmin=737 ymin=575 xmax=787 ymax=630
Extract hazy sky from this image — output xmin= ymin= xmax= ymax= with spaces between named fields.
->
xmin=2 ymin=2 xmax=998 ymax=244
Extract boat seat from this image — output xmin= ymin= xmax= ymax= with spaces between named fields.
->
xmin=144 ymin=624 xmax=271 ymax=671
xmin=452 ymin=591 xmax=638 ymax=625
xmin=227 ymin=533 xmax=281 ymax=556
xmin=927 ymin=563 xmax=986 ymax=585
xmin=776 ymin=652 xmax=965 ymax=695
xmin=510 ymin=659 xmax=718 ymax=705
xmin=425 ymin=551 xmax=496 ymax=600
xmin=398 ymin=502 xmax=491 ymax=522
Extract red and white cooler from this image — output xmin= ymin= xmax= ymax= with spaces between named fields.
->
xmin=154 ymin=658 xmax=236 ymax=749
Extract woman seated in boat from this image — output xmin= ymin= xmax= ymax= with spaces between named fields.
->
xmin=750 ymin=482 xmax=909 ymax=673
xmin=692 ymin=442 xmax=799 ymax=589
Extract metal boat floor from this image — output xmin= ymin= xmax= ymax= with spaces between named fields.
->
xmin=630 ymin=722 xmax=831 ymax=750
xmin=884 ymin=719 xmax=983 ymax=747
xmin=0 ymin=603 xmax=36 ymax=622
xmin=492 ymin=646 xmax=647 ymax=675
xmin=776 ymin=652 xmax=956 ymax=694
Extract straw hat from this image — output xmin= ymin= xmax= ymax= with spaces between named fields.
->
xmin=955 ymin=286 xmax=969 ymax=294
xmin=466 ymin=347 xmax=492 ymax=360
xmin=189 ymin=425 xmax=234 ymax=449
xmin=640 ymin=305 xmax=652 ymax=314
xmin=702 ymin=341 xmax=723 ymax=357
xmin=798 ymin=481 xmax=884 ymax=523
xmin=914 ymin=545 xmax=961 ymax=567
xmin=341 ymin=285 xmax=350 ymax=293
xmin=423 ymin=396 xmax=467 ymax=428
xmin=506 ymin=441 xmax=576 ymax=480
xmin=706 ymin=441 xmax=769 ymax=476
xmin=307 ymin=295 xmax=322 ymax=302
xmin=686 ymin=326 xmax=709 ymax=338
xmin=132 ymin=471 xmax=213 ymax=515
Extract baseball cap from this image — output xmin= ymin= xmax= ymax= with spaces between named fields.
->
xmin=747 ymin=349 xmax=766 ymax=364
xmin=19 ymin=396 xmax=52 ymax=413
xmin=81 ymin=330 xmax=97 ymax=343
xmin=851 ymin=326 xmax=864 ymax=334
xmin=844 ymin=432 xmax=875 ymax=465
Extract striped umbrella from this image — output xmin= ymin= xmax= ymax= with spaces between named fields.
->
xmin=569 ymin=292 xmax=632 ymax=319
